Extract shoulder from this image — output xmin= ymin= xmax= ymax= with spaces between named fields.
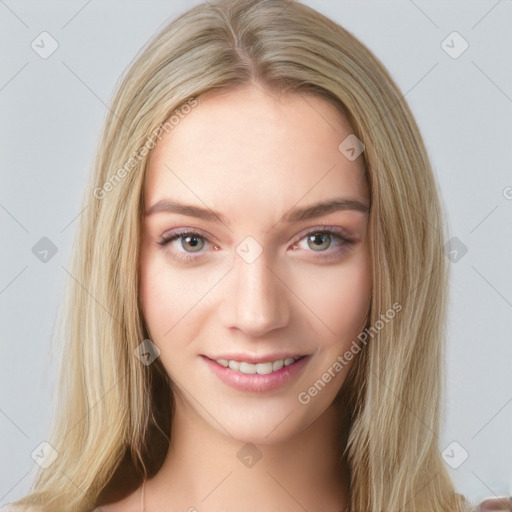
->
xmin=95 ymin=486 xmax=142 ymax=512
xmin=94 ymin=498 xmax=133 ymax=512
xmin=0 ymin=486 xmax=143 ymax=512
xmin=0 ymin=506 xmax=42 ymax=512
xmin=93 ymin=502 xmax=131 ymax=512
xmin=0 ymin=502 xmax=136 ymax=512
xmin=473 ymin=496 xmax=512 ymax=511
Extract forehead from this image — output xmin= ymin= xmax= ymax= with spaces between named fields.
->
xmin=144 ymin=85 xmax=368 ymax=220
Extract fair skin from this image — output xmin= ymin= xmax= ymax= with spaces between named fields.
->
xmin=101 ymin=84 xmax=371 ymax=512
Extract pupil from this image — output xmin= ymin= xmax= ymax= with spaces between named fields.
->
xmin=309 ymin=233 xmax=329 ymax=250
xmin=184 ymin=236 xmax=202 ymax=251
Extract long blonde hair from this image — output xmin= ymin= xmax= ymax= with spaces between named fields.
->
xmin=7 ymin=1 xmax=472 ymax=510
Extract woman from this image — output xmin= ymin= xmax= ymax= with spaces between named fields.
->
xmin=3 ymin=0 xmax=501 ymax=510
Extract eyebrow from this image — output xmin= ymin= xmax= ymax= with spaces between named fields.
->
xmin=145 ymin=198 xmax=370 ymax=226
xmin=145 ymin=197 xmax=369 ymax=224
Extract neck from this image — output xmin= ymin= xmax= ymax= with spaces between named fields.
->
xmin=146 ymin=392 xmax=351 ymax=512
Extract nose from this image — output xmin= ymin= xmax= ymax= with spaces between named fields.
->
xmin=222 ymin=250 xmax=290 ymax=338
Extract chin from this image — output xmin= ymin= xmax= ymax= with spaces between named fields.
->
xmin=209 ymin=403 xmax=324 ymax=446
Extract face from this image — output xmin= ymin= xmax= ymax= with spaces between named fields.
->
xmin=139 ymin=84 xmax=371 ymax=444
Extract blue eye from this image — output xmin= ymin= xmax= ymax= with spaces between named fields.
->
xmin=158 ymin=227 xmax=354 ymax=263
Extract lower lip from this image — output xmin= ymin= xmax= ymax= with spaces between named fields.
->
xmin=201 ymin=355 xmax=310 ymax=393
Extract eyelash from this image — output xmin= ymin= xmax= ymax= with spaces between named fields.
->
xmin=157 ymin=227 xmax=354 ymax=263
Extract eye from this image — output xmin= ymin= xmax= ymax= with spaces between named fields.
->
xmin=170 ymin=233 xmax=204 ymax=252
xmin=290 ymin=227 xmax=354 ymax=260
xmin=158 ymin=229 xmax=213 ymax=262
xmin=157 ymin=226 xmax=354 ymax=263
xmin=304 ymin=232 xmax=333 ymax=251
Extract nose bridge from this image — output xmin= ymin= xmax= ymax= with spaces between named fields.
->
xmin=228 ymin=246 xmax=289 ymax=336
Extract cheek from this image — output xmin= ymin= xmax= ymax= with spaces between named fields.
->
xmin=140 ymin=242 xmax=371 ymax=346
xmin=139 ymin=249 xmax=176 ymax=339
xmin=139 ymin=249 xmax=211 ymax=343
xmin=295 ymin=251 xmax=371 ymax=343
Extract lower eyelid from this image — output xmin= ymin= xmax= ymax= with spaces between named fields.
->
xmin=292 ymin=232 xmax=352 ymax=254
xmin=159 ymin=232 xmax=210 ymax=251
xmin=159 ymin=228 xmax=353 ymax=258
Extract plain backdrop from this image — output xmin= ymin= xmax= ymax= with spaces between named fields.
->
xmin=1 ymin=0 xmax=511 ymax=507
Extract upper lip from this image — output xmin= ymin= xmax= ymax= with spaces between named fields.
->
xmin=204 ymin=353 xmax=308 ymax=364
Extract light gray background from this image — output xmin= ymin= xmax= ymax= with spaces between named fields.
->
xmin=1 ymin=0 xmax=511 ymax=507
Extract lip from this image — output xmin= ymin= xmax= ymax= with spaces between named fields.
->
xmin=201 ymin=354 xmax=310 ymax=393
xmin=205 ymin=352 xmax=307 ymax=364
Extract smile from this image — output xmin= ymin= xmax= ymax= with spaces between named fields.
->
xmin=202 ymin=354 xmax=310 ymax=393
xmin=215 ymin=356 xmax=303 ymax=375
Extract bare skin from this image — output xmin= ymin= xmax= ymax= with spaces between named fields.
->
xmin=101 ymin=83 xmax=370 ymax=512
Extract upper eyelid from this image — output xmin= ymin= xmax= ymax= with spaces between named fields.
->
xmin=159 ymin=226 xmax=353 ymax=249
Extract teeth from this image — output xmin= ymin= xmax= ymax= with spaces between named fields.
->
xmin=216 ymin=356 xmax=302 ymax=375
xmin=272 ymin=359 xmax=283 ymax=371
xmin=228 ymin=360 xmax=240 ymax=371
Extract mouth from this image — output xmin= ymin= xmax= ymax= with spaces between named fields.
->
xmin=210 ymin=355 xmax=307 ymax=375
xmin=201 ymin=354 xmax=311 ymax=393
